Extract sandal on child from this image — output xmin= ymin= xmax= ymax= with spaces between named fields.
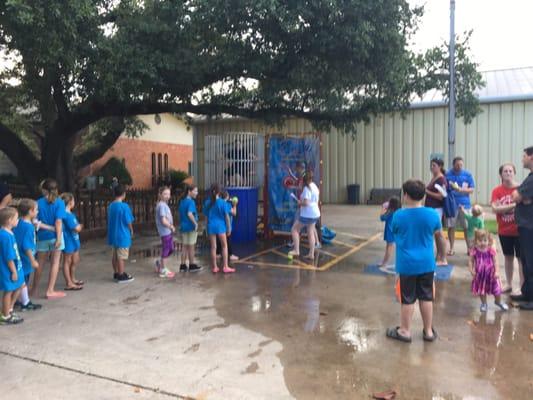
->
xmin=423 ymin=328 xmax=438 ymax=342
xmin=74 ymin=280 xmax=85 ymax=286
xmin=223 ymin=266 xmax=236 ymax=274
xmin=212 ymin=267 xmax=220 ymax=274
xmin=386 ymin=327 xmax=412 ymax=343
xmin=495 ymin=302 xmax=509 ymax=311
xmin=46 ymin=292 xmax=66 ymax=299
xmin=64 ymin=286 xmax=83 ymax=291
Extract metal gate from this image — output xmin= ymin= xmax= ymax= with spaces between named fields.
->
xmin=204 ymin=132 xmax=265 ymax=188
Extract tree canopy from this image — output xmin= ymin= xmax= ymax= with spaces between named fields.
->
xmin=0 ymin=0 xmax=483 ymax=190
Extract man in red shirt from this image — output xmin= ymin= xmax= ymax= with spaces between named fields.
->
xmin=491 ymin=163 xmax=523 ymax=294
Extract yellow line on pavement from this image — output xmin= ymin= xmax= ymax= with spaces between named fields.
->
xmin=235 ymin=260 xmax=317 ymax=270
xmin=270 ymin=249 xmax=314 ymax=268
xmin=237 ymin=245 xmax=284 ymax=263
xmin=317 ymin=233 xmax=381 ymax=271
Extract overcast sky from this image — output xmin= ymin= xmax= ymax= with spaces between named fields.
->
xmin=409 ymin=0 xmax=533 ymax=71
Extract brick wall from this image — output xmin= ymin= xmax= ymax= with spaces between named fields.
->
xmin=82 ymin=137 xmax=192 ymax=188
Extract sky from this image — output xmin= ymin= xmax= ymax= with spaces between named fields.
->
xmin=409 ymin=0 xmax=533 ymax=71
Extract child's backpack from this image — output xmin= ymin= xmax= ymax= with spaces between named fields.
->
xmin=443 ymin=184 xmax=458 ymax=218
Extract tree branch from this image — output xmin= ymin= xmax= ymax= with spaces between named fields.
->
xmin=52 ymin=78 xmax=70 ymax=121
xmin=73 ymin=118 xmax=126 ymax=169
xmin=0 ymin=121 xmax=42 ymax=185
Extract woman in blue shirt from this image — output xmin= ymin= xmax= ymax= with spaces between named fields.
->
xmin=204 ymin=184 xmax=234 ymax=274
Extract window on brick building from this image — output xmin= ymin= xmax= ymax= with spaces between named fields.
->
xmin=151 ymin=153 xmax=156 ymax=186
xmin=157 ymin=153 xmax=162 ymax=177
xmin=164 ymin=154 xmax=168 ymax=175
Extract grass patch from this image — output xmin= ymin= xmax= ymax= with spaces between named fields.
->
xmin=484 ymin=219 xmax=498 ymax=235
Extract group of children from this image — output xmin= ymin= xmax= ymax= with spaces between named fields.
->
xmin=0 ymin=179 xmax=83 ymax=325
xmin=380 ymin=191 xmax=509 ymax=320
xmin=152 ymin=182 xmax=240 ymax=278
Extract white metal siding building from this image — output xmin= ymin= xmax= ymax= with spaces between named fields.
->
xmin=193 ymin=67 xmax=533 ymax=204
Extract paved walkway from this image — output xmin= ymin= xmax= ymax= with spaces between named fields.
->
xmin=1 ymin=205 xmax=531 ymax=400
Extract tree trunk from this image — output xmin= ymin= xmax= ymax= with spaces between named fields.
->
xmin=41 ymin=131 xmax=77 ymax=192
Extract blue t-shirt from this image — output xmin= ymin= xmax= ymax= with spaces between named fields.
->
xmin=36 ymin=197 xmax=66 ymax=241
xmin=0 ymin=229 xmax=24 ymax=291
xmin=446 ymin=169 xmax=475 ymax=208
xmin=179 ymin=197 xmax=198 ymax=233
xmin=391 ymin=207 xmax=442 ymax=276
xmin=107 ymin=201 xmax=134 ymax=248
xmin=13 ymin=219 xmax=36 ymax=275
xmin=203 ymin=198 xmax=228 ymax=235
xmin=380 ymin=212 xmax=395 ymax=243
xmin=63 ymin=211 xmax=81 ymax=254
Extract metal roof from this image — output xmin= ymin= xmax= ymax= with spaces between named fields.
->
xmin=412 ymin=66 xmax=533 ymax=108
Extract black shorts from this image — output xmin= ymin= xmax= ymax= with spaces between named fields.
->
xmin=399 ymin=272 xmax=434 ymax=305
xmin=499 ymin=235 xmax=521 ymax=258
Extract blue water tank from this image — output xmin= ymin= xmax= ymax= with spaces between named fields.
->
xmin=227 ymin=187 xmax=258 ymax=243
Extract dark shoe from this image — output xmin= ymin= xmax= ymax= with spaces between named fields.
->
xmin=188 ymin=264 xmax=203 ymax=273
xmin=423 ymin=328 xmax=438 ymax=342
xmin=179 ymin=264 xmax=188 ymax=272
xmin=14 ymin=300 xmax=23 ymax=310
xmin=116 ymin=273 xmax=134 ymax=283
xmin=386 ymin=326 xmax=412 ymax=343
xmin=113 ymin=273 xmax=119 ymax=281
xmin=510 ymin=294 xmax=527 ymax=302
xmin=0 ymin=313 xmax=23 ymax=325
xmin=20 ymin=301 xmax=42 ymax=311
xmin=519 ymin=302 xmax=533 ymax=310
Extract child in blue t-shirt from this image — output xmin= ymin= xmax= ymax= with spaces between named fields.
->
xmin=0 ymin=207 xmax=25 ymax=325
xmin=61 ymin=193 xmax=84 ymax=290
xmin=178 ymin=185 xmax=202 ymax=273
xmin=33 ymin=178 xmax=67 ymax=300
xmin=386 ymin=180 xmax=446 ymax=344
xmin=379 ymin=196 xmax=400 ymax=267
xmin=203 ymin=184 xmax=234 ymax=274
xmin=107 ymin=185 xmax=134 ymax=283
xmin=216 ymin=191 xmax=239 ymax=261
xmin=13 ymin=199 xmax=43 ymax=311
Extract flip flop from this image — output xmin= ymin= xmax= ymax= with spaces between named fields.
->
xmin=373 ymin=390 xmax=397 ymax=400
xmin=446 ymin=250 xmax=455 ymax=256
xmin=74 ymin=280 xmax=85 ymax=286
xmin=46 ymin=292 xmax=66 ymax=299
xmin=64 ymin=286 xmax=83 ymax=291
xmin=386 ymin=327 xmax=411 ymax=343
xmin=423 ymin=328 xmax=438 ymax=342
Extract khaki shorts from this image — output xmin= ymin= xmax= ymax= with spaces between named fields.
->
xmin=445 ymin=209 xmax=467 ymax=230
xmin=179 ymin=231 xmax=198 ymax=246
xmin=112 ymin=247 xmax=130 ymax=260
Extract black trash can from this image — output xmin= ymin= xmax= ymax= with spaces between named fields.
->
xmin=347 ymin=184 xmax=360 ymax=205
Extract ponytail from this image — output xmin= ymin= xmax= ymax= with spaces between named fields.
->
xmin=40 ymin=178 xmax=59 ymax=203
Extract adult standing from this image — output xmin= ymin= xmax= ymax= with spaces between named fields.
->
xmin=511 ymin=146 xmax=533 ymax=310
xmin=425 ymin=158 xmax=448 ymax=265
xmin=445 ymin=157 xmax=475 ymax=256
xmin=289 ymin=171 xmax=320 ymax=260
xmin=0 ymin=182 xmax=12 ymax=209
xmin=491 ymin=163 xmax=523 ymax=294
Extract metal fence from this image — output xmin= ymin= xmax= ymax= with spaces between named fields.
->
xmin=204 ymin=132 xmax=264 ymax=188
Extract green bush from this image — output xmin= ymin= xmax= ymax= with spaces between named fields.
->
xmin=168 ymin=169 xmax=189 ymax=189
xmin=97 ymin=157 xmax=133 ymax=187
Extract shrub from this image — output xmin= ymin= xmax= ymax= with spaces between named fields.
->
xmin=97 ymin=157 xmax=133 ymax=187
xmin=168 ymin=169 xmax=189 ymax=189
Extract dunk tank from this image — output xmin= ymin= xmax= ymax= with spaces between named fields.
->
xmin=203 ymin=132 xmax=364 ymax=270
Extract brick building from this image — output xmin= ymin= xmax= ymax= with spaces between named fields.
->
xmin=82 ymin=113 xmax=193 ymax=188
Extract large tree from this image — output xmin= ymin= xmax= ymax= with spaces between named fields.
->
xmin=0 ymin=0 xmax=483 ymax=190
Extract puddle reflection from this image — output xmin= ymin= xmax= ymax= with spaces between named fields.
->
xmin=337 ymin=317 xmax=375 ymax=353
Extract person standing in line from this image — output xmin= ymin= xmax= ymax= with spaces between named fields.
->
xmin=178 ymin=185 xmax=203 ymax=273
xmin=154 ymin=186 xmax=176 ymax=279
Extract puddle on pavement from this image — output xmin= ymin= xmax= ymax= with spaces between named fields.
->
xmin=208 ymin=257 xmax=533 ymax=400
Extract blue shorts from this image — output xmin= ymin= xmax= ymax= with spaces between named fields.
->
xmin=36 ymin=236 xmax=65 ymax=252
xmin=299 ymin=216 xmax=319 ymax=225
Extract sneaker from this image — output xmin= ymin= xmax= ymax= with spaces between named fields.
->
xmin=159 ymin=268 xmax=175 ymax=279
xmin=495 ymin=302 xmax=509 ymax=311
xmin=229 ymin=254 xmax=239 ymax=261
xmin=113 ymin=273 xmax=119 ymax=281
xmin=188 ymin=264 xmax=203 ymax=273
xmin=155 ymin=260 xmax=161 ymax=273
xmin=179 ymin=264 xmax=188 ymax=272
xmin=480 ymin=303 xmax=488 ymax=313
xmin=20 ymin=301 xmax=42 ymax=311
xmin=116 ymin=273 xmax=134 ymax=283
xmin=0 ymin=313 xmax=23 ymax=325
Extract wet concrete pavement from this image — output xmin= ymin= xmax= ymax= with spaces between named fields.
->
xmin=1 ymin=205 xmax=532 ymax=399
